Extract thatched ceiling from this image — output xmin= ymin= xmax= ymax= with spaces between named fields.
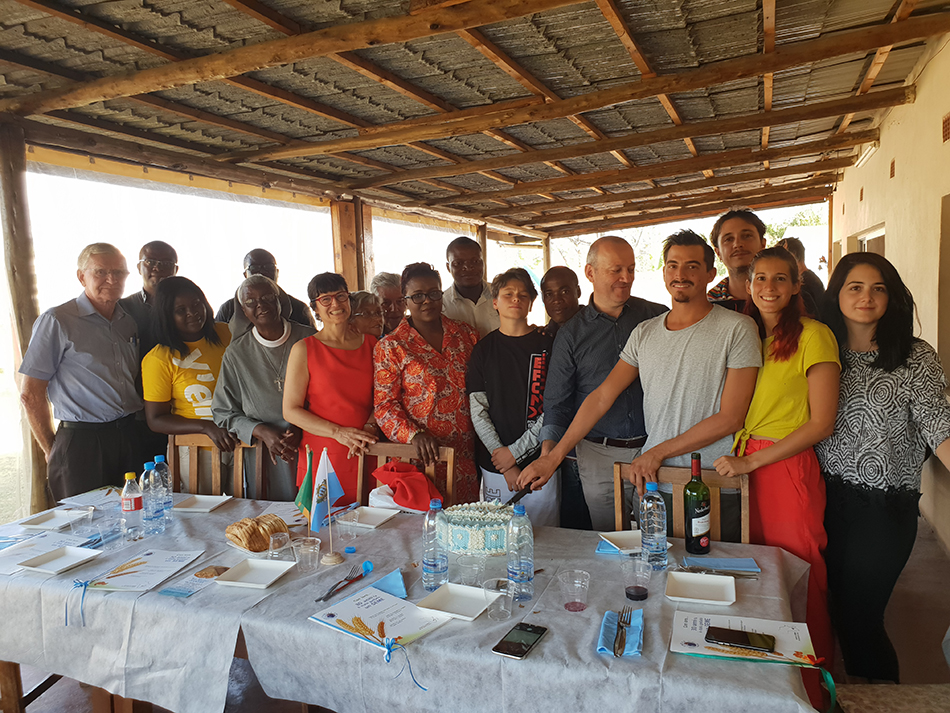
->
xmin=0 ymin=0 xmax=947 ymax=238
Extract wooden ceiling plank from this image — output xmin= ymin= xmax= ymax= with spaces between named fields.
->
xmin=219 ymin=0 xmax=301 ymax=36
xmin=223 ymin=14 xmax=946 ymax=164
xmin=456 ymin=28 xmax=558 ymax=100
xmin=547 ymin=189 xmax=831 ymax=238
xmin=332 ymin=51 xmax=456 ymax=113
xmin=0 ymin=0 xmax=582 ymax=116
xmin=345 ymin=87 xmax=910 ymax=189
xmin=477 ymin=156 xmax=854 ymax=218
xmin=424 ymin=129 xmax=878 ymax=205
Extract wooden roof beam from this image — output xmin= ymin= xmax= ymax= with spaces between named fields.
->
xmin=761 ymin=0 xmax=776 ymax=168
xmin=837 ymin=0 xmax=921 ymax=133
xmin=547 ymin=188 xmax=832 ymax=238
xmin=224 ymin=14 xmax=949 ymax=164
xmin=423 ymin=129 xmax=877 ymax=205
xmin=478 ymin=156 xmax=854 ymax=218
xmin=346 ymin=87 xmax=911 ymax=189
xmin=0 ymin=0 xmax=581 ymax=116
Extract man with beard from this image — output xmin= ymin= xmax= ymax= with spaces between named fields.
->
xmin=441 ymin=236 xmax=499 ymax=338
xmin=707 ymin=208 xmax=768 ymax=312
xmin=520 ymin=231 xmax=760 ymax=540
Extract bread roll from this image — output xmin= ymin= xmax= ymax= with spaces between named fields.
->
xmin=225 ymin=514 xmax=289 ymax=552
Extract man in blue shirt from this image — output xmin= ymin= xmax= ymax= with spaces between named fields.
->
xmin=20 ymin=244 xmax=143 ymax=500
xmin=533 ymin=237 xmax=667 ymax=530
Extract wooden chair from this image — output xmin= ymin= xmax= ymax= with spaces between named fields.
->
xmin=613 ymin=463 xmax=750 ymax=544
xmin=167 ymin=434 xmax=260 ymax=498
xmin=356 ymin=442 xmax=456 ymax=507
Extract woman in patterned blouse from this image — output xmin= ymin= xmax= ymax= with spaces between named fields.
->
xmin=816 ymin=253 xmax=950 ymax=683
xmin=373 ymin=262 xmax=480 ymax=503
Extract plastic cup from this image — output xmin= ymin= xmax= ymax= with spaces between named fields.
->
xmin=96 ymin=517 xmax=126 ymax=551
xmin=68 ymin=507 xmax=96 ymax=539
xmin=336 ymin=510 xmax=360 ymax=543
xmin=292 ymin=537 xmax=321 ymax=573
xmin=483 ymin=577 xmax=514 ymax=621
xmin=457 ymin=555 xmax=485 ymax=587
xmin=621 ymin=555 xmax=652 ymax=601
xmin=557 ymin=570 xmax=590 ymax=612
xmin=268 ymin=532 xmax=291 ymax=560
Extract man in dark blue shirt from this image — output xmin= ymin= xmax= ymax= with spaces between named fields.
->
xmin=537 ymin=236 xmax=667 ymax=530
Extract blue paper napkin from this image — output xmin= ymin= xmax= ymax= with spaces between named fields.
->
xmin=595 ymin=540 xmax=624 ymax=555
xmin=356 ymin=568 xmax=408 ymax=599
xmin=596 ymin=609 xmax=644 ymax=657
xmin=682 ymin=556 xmax=760 ymax=573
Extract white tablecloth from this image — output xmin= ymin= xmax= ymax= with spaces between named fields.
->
xmin=0 ymin=502 xmax=814 ymax=713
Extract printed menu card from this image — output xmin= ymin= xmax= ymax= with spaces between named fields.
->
xmin=88 ymin=550 xmax=204 ymax=592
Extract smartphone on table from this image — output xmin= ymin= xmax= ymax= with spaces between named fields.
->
xmin=704 ymin=626 xmax=776 ymax=653
xmin=492 ymin=623 xmax=548 ymax=659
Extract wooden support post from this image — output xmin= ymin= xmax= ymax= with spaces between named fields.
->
xmin=542 ymin=237 xmax=551 ymax=273
xmin=827 ymin=194 xmax=835 ymax=272
xmin=0 ymin=123 xmax=48 ymax=514
xmin=330 ymin=199 xmax=364 ymax=290
xmin=0 ymin=661 xmax=24 ymax=713
xmin=476 ymin=224 xmax=488 ymax=280
xmin=360 ymin=201 xmax=374 ymax=289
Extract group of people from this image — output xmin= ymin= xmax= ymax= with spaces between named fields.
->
xmin=19 ymin=210 xmax=950 ymax=698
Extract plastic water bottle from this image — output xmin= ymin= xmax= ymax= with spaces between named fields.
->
xmin=140 ymin=462 xmax=166 ymax=536
xmin=640 ymin=481 xmax=668 ymax=570
xmin=422 ymin=499 xmax=448 ymax=592
xmin=121 ymin=471 xmax=144 ymax=541
xmin=506 ymin=503 xmax=534 ymax=601
xmin=153 ymin=455 xmax=173 ymax=522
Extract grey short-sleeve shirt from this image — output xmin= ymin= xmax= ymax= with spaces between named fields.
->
xmin=620 ymin=305 xmax=761 ymax=468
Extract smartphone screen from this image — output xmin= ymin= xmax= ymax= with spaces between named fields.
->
xmin=492 ymin=623 xmax=548 ymax=659
xmin=704 ymin=626 xmax=776 ymax=653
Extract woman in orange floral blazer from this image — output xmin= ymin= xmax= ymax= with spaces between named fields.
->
xmin=373 ymin=262 xmax=479 ymax=503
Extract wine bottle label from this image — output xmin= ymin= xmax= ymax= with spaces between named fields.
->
xmin=691 ymin=513 xmax=710 ymax=537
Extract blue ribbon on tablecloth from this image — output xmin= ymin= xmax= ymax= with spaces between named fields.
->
xmin=383 ymin=637 xmax=426 ymax=691
xmin=65 ymin=579 xmax=90 ymax=627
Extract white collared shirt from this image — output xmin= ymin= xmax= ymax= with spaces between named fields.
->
xmin=441 ymin=282 xmax=499 ymax=338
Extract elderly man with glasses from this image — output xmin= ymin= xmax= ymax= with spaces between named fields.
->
xmin=19 ymin=243 xmax=143 ymax=499
xmin=369 ymin=272 xmax=406 ymax=335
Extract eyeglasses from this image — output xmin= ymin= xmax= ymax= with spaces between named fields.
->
xmin=243 ymin=294 xmax=279 ymax=309
xmin=139 ymin=258 xmax=177 ymax=271
xmin=314 ymin=291 xmax=350 ymax=307
xmin=406 ymin=289 xmax=444 ymax=304
xmin=88 ymin=268 xmax=130 ymax=280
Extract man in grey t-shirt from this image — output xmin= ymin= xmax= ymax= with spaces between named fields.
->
xmin=520 ymin=230 xmax=760 ymax=539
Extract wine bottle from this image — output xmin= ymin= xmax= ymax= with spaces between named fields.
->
xmin=684 ymin=452 xmax=711 ymax=554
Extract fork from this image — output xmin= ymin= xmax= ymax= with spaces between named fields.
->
xmin=613 ymin=605 xmax=632 ymax=657
xmin=316 ymin=564 xmax=361 ymax=602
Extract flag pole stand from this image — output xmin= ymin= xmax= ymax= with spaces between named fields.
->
xmin=321 ymin=488 xmax=344 ymax=564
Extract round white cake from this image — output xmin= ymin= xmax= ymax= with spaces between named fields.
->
xmin=436 ymin=502 xmax=513 ymax=556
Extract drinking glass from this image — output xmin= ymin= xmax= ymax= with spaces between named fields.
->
xmin=557 ymin=570 xmax=590 ymax=612
xmin=621 ymin=555 xmax=652 ymax=601
xmin=67 ymin=507 xmax=96 ymax=540
xmin=292 ymin=537 xmax=321 ymax=573
xmin=268 ymin=532 xmax=291 ymax=560
xmin=457 ymin=555 xmax=485 ymax=587
xmin=96 ymin=517 xmax=126 ymax=552
xmin=483 ymin=577 xmax=514 ymax=621
xmin=336 ymin=510 xmax=360 ymax=543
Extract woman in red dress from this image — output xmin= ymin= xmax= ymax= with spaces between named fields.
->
xmin=374 ymin=263 xmax=479 ymax=503
xmin=283 ymin=273 xmax=377 ymax=506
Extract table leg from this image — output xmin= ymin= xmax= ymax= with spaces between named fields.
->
xmin=90 ymin=686 xmax=113 ymax=713
xmin=0 ymin=661 xmax=24 ymax=713
xmin=112 ymin=694 xmax=153 ymax=713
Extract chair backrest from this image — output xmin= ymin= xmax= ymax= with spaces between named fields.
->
xmin=613 ymin=463 xmax=750 ymax=544
xmin=356 ymin=442 xmax=456 ymax=507
xmin=168 ymin=434 xmax=259 ymax=497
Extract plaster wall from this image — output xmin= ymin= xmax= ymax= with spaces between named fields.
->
xmin=831 ymin=35 xmax=950 ymax=551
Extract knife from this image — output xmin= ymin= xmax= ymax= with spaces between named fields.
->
xmin=612 ymin=615 xmax=626 ymax=657
xmin=505 ymin=485 xmax=532 ymax=506
xmin=323 ymin=571 xmax=366 ymax=601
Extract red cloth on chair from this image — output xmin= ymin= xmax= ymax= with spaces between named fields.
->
xmin=372 ymin=460 xmax=443 ymax=512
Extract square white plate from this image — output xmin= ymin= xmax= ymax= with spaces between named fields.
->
xmin=349 ymin=507 xmax=399 ymax=529
xmin=416 ymin=582 xmax=498 ymax=621
xmin=214 ymin=558 xmax=295 ymax=589
xmin=18 ymin=546 xmax=101 ymax=574
xmin=173 ymin=495 xmax=232 ymax=514
xmin=665 ymin=571 xmax=736 ymax=606
xmin=20 ymin=510 xmax=89 ymax=531
xmin=599 ymin=530 xmax=642 ymax=553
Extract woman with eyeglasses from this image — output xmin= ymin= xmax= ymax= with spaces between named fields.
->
xmin=374 ymin=262 xmax=480 ymax=503
xmin=815 ymin=253 xmax=950 ymax=683
xmin=283 ymin=273 xmax=378 ymax=506
xmin=142 ymin=276 xmax=237 ymax=493
xmin=348 ymin=291 xmax=385 ymax=338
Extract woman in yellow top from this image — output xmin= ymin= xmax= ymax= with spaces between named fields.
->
xmin=142 ymin=277 xmax=237 ymax=490
xmin=714 ymin=246 xmax=839 ymax=699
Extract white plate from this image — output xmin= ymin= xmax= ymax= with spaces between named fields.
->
xmin=599 ymin=531 xmax=674 ymax=554
xmin=349 ymin=507 xmax=399 ymax=529
xmin=665 ymin=571 xmax=736 ymax=606
xmin=214 ymin=559 xmax=296 ymax=589
xmin=416 ymin=582 xmax=497 ymax=621
xmin=18 ymin=546 xmax=102 ymax=574
xmin=173 ymin=495 xmax=232 ymax=513
xmin=20 ymin=510 xmax=90 ymax=531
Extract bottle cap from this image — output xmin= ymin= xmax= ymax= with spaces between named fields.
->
xmin=144 ymin=462 xmax=155 ymax=470
xmin=344 ymin=546 xmax=356 ymax=554
xmin=513 ymin=503 xmax=526 ymax=516
xmin=691 ymin=452 xmax=701 ymax=460
xmin=645 ymin=481 xmax=659 ymax=492
xmin=429 ymin=499 xmax=442 ymax=510
xmin=124 ymin=472 xmax=136 ymax=480
xmin=154 ymin=455 xmax=166 ymax=463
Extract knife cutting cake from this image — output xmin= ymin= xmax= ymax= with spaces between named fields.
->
xmin=436 ymin=502 xmax=514 ymax=555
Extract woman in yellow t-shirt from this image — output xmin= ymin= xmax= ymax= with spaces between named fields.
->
xmin=714 ymin=246 xmax=839 ymax=693
xmin=142 ymin=277 xmax=237 ymax=482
